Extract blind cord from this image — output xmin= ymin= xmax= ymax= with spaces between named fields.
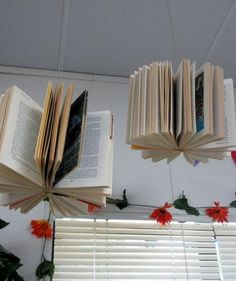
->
xmin=169 ymin=224 xmax=176 ymax=280
xmin=213 ymin=225 xmax=224 ymax=281
xmin=181 ymin=224 xmax=189 ymax=281
xmin=106 ymin=219 xmax=109 ymax=281
xmin=93 ymin=218 xmax=96 ymax=281
xmin=168 ymin=162 xmax=175 ymax=202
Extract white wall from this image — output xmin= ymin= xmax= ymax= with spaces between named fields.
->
xmin=0 ymin=67 xmax=236 ymax=280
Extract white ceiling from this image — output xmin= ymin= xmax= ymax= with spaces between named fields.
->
xmin=0 ymin=0 xmax=236 ymax=80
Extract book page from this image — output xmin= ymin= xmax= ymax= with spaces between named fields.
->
xmin=0 ymin=94 xmax=6 ymax=145
xmin=191 ymin=62 xmax=196 ymax=133
xmin=46 ymin=84 xmax=63 ymax=185
xmin=184 ymin=63 xmax=214 ymax=148
xmin=0 ymin=90 xmax=12 ymax=148
xmin=146 ymin=66 xmax=151 ymax=134
xmin=140 ymin=65 xmax=148 ymax=135
xmin=54 ymin=90 xmax=88 ymax=184
xmin=0 ymin=173 xmax=32 ymax=188
xmin=174 ymin=62 xmax=183 ymax=138
xmin=34 ymin=81 xmax=53 ymax=171
xmin=55 ymin=111 xmax=112 ymax=188
xmin=195 ymin=63 xmax=211 ymax=134
xmin=150 ymin=62 xmax=159 ymax=133
xmin=169 ymin=63 xmax=174 ymax=137
xmin=185 ymin=59 xmax=192 ymax=132
xmin=195 ymin=71 xmax=204 ymax=132
xmin=0 ymin=86 xmax=42 ymax=185
xmin=209 ymin=65 xmax=214 ymax=134
xmin=133 ymin=71 xmax=139 ymax=138
xmin=164 ymin=62 xmax=169 ymax=130
xmin=42 ymin=91 xmax=55 ymax=185
xmin=137 ymin=67 xmax=142 ymax=137
xmin=189 ymin=66 xmax=224 ymax=149
xmin=160 ymin=62 xmax=165 ymax=132
xmin=178 ymin=59 xmax=192 ymax=147
xmin=0 ymin=95 xmax=5 ymax=131
xmin=126 ymin=75 xmax=134 ymax=143
xmin=201 ymin=79 xmax=236 ymax=149
xmin=210 ymin=66 xmax=224 ymax=140
xmin=142 ymin=149 xmax=180 ymax=163
xmin=50 ymin=85 xmax=73 ymax=177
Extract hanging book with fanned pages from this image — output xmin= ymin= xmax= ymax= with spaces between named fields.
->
xmin=126 ymin=59 xmax=236 ymax=164
xmin=0 ymin=82 xmax=113 ymax=216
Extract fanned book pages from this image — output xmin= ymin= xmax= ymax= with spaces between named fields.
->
xmin=0 ymin=83 xmax=113 ymax=216
xmin=126 ymin=59 xmax=236 ymax=164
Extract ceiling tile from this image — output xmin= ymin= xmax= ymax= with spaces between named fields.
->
xmin=0 ymin=0 xmax=64 ymax=69
xmin=64 ymin=0 xmax=174 ymax=76
xmin=169 ymin=0 xmax=233 ymax=69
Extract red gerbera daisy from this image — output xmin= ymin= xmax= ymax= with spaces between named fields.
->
xmin=231 ymin=151 xmax=236 ymax=164
xmin=31 ymin=220 xmax=53 ymax=239
xmin=150 ymin=202 xmax=173 ymax=225
xmin=88 ymin=203 xmax=101 ymax=212
xmin=205 ymin=202 xmax=229 ymax=223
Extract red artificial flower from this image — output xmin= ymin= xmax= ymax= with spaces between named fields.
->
xmin=150 ymin=202 xmax=173 ymax=225
xmin=205 ymin=202 xmax=229 ymax=223
xmin=231 ymin=151 xmax=236 ymax=164
xmin=31 ymin=220 xmax=53 ymax=239
xmin=88 ymin=203 xmax=101 ymax=212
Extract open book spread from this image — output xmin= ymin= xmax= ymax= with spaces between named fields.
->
xmin=0 ymin=83 xmax=113 ymax=216
xmin=126 ymin=59 xmax=236 ymax=164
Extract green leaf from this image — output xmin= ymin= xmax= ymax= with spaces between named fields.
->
xmin=106 ymin=189 xmax=129 ymax=210
xmin=7 ymin=270 xmax=24 ymax=281
xmin=173 ymin=193 xmax=199 ymax=216
xmin=36 ymin=259 xmax=55 ymax=279
xmin=185 ymin=207 xmax=200 ymax=216
xmin=0 ymin=245 xmax=23 ymax=280
xmin=230 ymin=200 xmax=236 ymax=207
xmin=0 ymin=219 xmax=9 ymax=229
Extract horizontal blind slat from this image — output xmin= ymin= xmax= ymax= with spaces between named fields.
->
xmin=54 ymin=246 xmax=217 ymax=254
xmin=53 ymin=272 xmax=220 ymax=279
xmin=55 ymin=226 xmax=214 ymax=236
xmin=54 ymin=239 xmax=215 ymax=247
xmin=54 ymin=258 xmax=218 ymax=267
xmin=55 ymin=233 xmax=215 ymax=241
xmin=54 ymin=252 xmax=219 ymax=260
xmin=53 ymin=266 xmax=220 ymax=273
xmin=56 ymin=220 xmax=214 ymax=230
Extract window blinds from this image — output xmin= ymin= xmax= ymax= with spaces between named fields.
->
xmin=214 ymin=223 xmax=236 ymax=281
xmin=53 ymin=219 xmax=222 ymax=281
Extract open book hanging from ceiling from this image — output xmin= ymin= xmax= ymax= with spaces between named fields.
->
xmin=0 ymin=82 xmax=113 ymax=216
xmin=126 ymin=59 xmax=236 ymax=164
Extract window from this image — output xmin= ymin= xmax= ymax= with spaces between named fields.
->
xmin=53 ymin=219 xmax=236 ymax=281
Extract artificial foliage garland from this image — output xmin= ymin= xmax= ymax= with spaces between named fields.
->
xmin=106 ymin=189 xmax=236 ymax=225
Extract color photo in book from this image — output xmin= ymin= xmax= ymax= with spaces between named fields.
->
xmin=195 ymin=72 xmax=204 ymax=132
xmin=54 ymin=90 xmax=88 ymax=184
